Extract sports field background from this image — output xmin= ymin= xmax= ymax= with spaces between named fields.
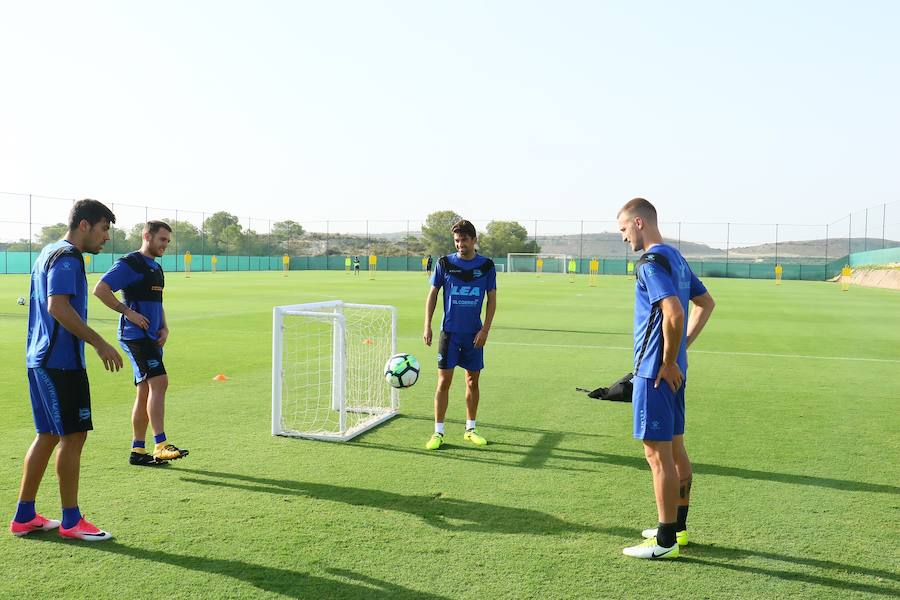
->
xmin=1 ymin=271 xmax=898 ymax=599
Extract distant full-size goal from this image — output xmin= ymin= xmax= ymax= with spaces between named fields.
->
xmin=272 ymin=301 xmax=399 ymax=441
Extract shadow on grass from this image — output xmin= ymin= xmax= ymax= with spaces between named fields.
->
xmin=492 ymin=325 xmax=630 ymax=337
xmin=26 ymin=536 xmax=450 ymax=599
xmin=680 ymin=543 xmax=900 ymax=597
xmin=176 ymin=468 xmax=596 ymax=535
xmin=357 ymin=418 xmax=899 ymax=495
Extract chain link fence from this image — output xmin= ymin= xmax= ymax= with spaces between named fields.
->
xmin=1 ymin=192 xmax=897 ymax=279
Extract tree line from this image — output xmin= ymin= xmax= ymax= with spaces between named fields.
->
xmin=2 ymin=210 xmax=540 ymax=258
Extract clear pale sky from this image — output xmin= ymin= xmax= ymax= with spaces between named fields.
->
xmin=1 ymin=1 xmax=898 ymax=234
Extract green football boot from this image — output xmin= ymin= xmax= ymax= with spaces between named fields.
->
xmin=425 ymin=433 xmax=444 ymax=450
xmin=463 ymin=429 xmax=487 ymax=446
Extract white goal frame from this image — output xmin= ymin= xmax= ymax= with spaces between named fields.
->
xmin=272 ymin=300 xmax=399 ymax=441
xmin=507 ymin=253 xmax=571 ymax=273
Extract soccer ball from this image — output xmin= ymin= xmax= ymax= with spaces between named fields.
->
xmin=16 ymin=297 xmax=25 ymax=306
xmin=384 ymin=353 xmax=420 ymax=389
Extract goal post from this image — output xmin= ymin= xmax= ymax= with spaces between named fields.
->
xmin=272 ymin=300 xmax=399 ymax=441
xmin=507 ymin=253 xmax=571 ymax=273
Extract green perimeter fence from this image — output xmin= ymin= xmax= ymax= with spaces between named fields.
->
xmin=0 ymin=251 xmax=871 ymax=281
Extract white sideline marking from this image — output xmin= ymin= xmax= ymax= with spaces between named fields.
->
xmin=486 ymin=341 xmax=900 ymax=364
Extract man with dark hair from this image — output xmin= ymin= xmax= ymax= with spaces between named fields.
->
xmin=352 ymin=255 xmax=360 ymax=275
xmin=617 ymin=198 xmax=715 ymax=559
xmin=94 ymin=221 xmax=188 ymax=466
xmin=11 ymin=199 xmax=121 ymax=541
xmin=423 ymin=219 xmax=497 ymax=449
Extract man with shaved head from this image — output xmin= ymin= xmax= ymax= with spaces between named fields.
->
xmin=617 ymin=198 xmax=716 ymax=559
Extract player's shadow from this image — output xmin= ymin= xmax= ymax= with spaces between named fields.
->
xmin=26 ymin=536 xmax=448 ymax=599
xmin=177 ymin=468 xmax=596 ymax=536
xmin=679 ymin=543 xmax=900 ymax=598
xmin=492 ymin=325 xmax=630 ymax=336
xmin=363 ymin=417 xmax=900 ymax=495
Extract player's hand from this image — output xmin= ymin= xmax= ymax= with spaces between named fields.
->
xmin=157 ymin=326 xmax=169 ymax=348
xmin=473 ymin=328 xmax=489 ymax=348
xmin=95 ymin=340 xmax=123 ymax=372
xmin=655 ymin=363 xmax=684 ymax=393
xmin=126 ymin=308 xmax=149 ymax=330
xmin=423 ymin=326 xmax=433 ymax=346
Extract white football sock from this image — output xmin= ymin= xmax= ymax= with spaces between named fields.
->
xmin=435 ymin=422 xmax=445 ymax=435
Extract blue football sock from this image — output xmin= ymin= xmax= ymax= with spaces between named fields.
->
xmin=61 ymin=506 xmax=82 ymax=529
xmin=14 ymin=500 xmax=36 ymax=524
xmin=132 ymin=439 xmax=146 ymax=450
xmin=154 ymin=432 xmax=167 ymax=445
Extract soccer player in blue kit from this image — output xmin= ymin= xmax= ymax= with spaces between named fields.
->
xmin=10 ymin=200 xmax=121 ymax=541
xmin=617 ymin=198 xmax=715 ymax=559
xmin=423 ymin=220 xmax=497 ymax=450
xmin=94 ymin=221 xmax=189 ymax=466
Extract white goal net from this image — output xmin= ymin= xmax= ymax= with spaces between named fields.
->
xmin=272 ymin=300 xmax=398 ymax=441
xmin=507 ymin=253 xmax=571 ymax=273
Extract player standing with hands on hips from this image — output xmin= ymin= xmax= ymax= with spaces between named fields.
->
xmin=423 ymin=220 xmax=497 ymax=450
xmin=11 ymin=199 xmax=121 ymax=541
xmin=94 ymin=221 xmax=189 ymax=466
xmin=617 ymin=198 xmax=715 ymax=559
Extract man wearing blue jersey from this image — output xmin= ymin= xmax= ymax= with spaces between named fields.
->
xmin=94 ymin=221 xmax=188 ymax=466
xmin=423 ymin=220 xmax=497 ymax=450
xmin=617 ymin=198 xmax=715 ymax=560
xmin=10 ymin=200 xmax=121 ymax=542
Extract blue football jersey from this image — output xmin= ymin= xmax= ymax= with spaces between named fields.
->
xmin=633 ymin=244 xmax=707 ymax=378
xmin=26 ymin=240 xmax=88 ymax=369
xmin=431 ymin=254 xmax=497 ymax=334
xmin=100 ymin=253 xmax=165 ymax=341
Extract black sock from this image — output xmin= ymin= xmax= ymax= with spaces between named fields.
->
xmin=677 ymin=505 xmax=689 ymax=531
xmin=656 ymin=522 xmax=677 ymax=548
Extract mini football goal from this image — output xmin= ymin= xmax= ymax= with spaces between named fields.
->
xmin=507 ymin=253 xmax=571 ymax=273
xmin=272 ymin=301 xmax=399 ymax=441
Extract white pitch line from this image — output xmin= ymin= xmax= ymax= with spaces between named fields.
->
xmin=484 ymin=341 xmax=900 ymax=364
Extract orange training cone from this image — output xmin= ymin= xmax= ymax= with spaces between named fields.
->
xmin=213 ymin=374 xmax=230 ymax=381
xmin=362 ymin=338 xmax=373 ymax=345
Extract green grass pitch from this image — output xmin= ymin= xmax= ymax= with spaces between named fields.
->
xmin=1 ymin=270 xmax=898 ymax=599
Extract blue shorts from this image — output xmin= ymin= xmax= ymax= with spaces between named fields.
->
xmin=632 ymin=376 xmax=685 ymax=441
xmin=437 ymin=331 xmax=484 ymax=371
xmin=28 ymin=367 xmax=93 ymax=435
xmin=121 ymin=338 xmax=166 ymax=385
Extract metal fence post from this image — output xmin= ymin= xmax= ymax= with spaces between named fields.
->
xmin=775 ymin=223 xmax=779 ymax=264
xmin=726 ymin=222 xmax=730 ymax=273
xmin=174 ymin=210 xmax=179 ymax=269
xmin=201 ymin=212 xmax=206 ymax=271
xmin=848 ymin=213 xmax=852 ymax=256
xmin=579 ymin=220 xmax=584 ymax=263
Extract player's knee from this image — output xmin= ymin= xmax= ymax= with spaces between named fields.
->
xmin=59 ymin=431 xmax=88 ymax=450
xmin=148 ymin=374 xmax=169 ymax=392
xmin=35 ymin=433 xmax=60 ymax=450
